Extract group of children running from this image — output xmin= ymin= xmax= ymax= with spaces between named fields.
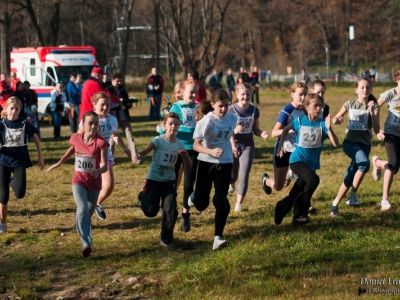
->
xmin=0 ymin=72 xmax=399 ymax=256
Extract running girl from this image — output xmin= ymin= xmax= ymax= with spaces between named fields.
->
xmin=135 ymin=112 xmax=191 ymax=247
xmin=228 ymin=82 xmax=269 ymax=212
xmin=276 ymin=93 xmax=339 ymax=224
xmin=330 ymin=77 xmax=380 ymax=216
xmin=370 ymin=70 xmax=400 ymax=211
xmin=90 ymin=92 xmax=131 ymax=220
xmin=261 ymin=82 xmax=308 ymax=194
xmin=166 ymin=79 xmax=198 ymax=232
xmin=47 ymin=111 xmax=108 ymax=256
xmin=310 ymin=76 xmax=330 ymax=120
xmin=188 ymin=89 xmax=238 ymax=250
xmin=0 ymin=97 xmax=44 ymax=234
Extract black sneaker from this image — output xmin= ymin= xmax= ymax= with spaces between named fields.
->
xmin=308 ymin=206 xmax=317 ymax=214
xmin=274 ymin=200 xmax=291 ymax=225
xmin=262 ymin=173 xmax=272 ymax=195
xmin=292 ymin=215 xmax=310 ymax=225
xmin=181 ymin=213 xmax=191 ymax=232
xmin=95 ymin=205 xmax=106 ymax=220
xmin=138 ymin=191 xmax=144 ymax=203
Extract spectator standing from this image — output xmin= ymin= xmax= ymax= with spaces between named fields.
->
xmin=238 ymin=67 xmax=250 ymax=83
xmin=10 ymin=72 xmax=20 ymax=91
xmin=370 ymin=65 xmax=377 ymax=82
xmin=188 ymin=71 xmax=207 ymax=103
xmin=0 ymin=73 xmax=13 ymax=109
xmin=23 ymin=81 xmax=40 ymax=137
xmin=50 ymin=83 xmax=67 ymax=138
xmin=208 ymin=69 xmax=222 ymax=91
xmin=146 ymin=67 xmax=164 ymax=121
xmin=267 ymin=69 xmax=273 ymax=83
xmin=300 ymin=68 xmax=310 ymax=85
xmin=66 ymin=73 xmax=81 ymax=133
xmin=336 ymin=68 xmax=343 ymax=82
xmin=250 ymin=66 xmax=260 ymax=104
xmin=80 ymin=67 xmax=106 ymax=121
xmin=261 ymin=69 xmax=267 ymax=81
xmin=11 ymin=82 xmax=30 ymax=118
xmin=226 ymin=68 xmax=236 ymax=101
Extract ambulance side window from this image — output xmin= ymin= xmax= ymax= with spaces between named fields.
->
xmin=30 ymin=59 xmax=35 ymax=76
xmin=46 ymin=67 xmax=56 ymax=86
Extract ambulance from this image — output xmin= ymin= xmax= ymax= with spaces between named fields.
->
xmin=10 ymin=46 xmax=99 ymax=116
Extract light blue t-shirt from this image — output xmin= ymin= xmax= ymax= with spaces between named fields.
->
xmin=289 ymin=115 xmax=329 ymax=171
xmin=147 ymin=135 xmax=185 ymax=181
xmin=169 ymin=100 xmax=197 ymax=150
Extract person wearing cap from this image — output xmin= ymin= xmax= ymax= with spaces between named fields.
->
xmin=80 ymin=67 xmax=107 ymax=121
xmin=146 ymin=67 xmax=164 ymax=120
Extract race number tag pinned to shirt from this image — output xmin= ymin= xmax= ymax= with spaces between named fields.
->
xmin=348 ymin=109 xmax=369 ymax=131
xmin=75 ymin=154 xmax=95 ymax=172
xmin=298 ymin=125 xmax=322 ymax=148
xmin=159 ymin=149 xmax=178 ymax=167
xmin=389 ymin=108 xmax=400 ymax=126
xmin=236 ymin=116 xmax=254 ymax=134
xmin=181 ymin=107 xmax=196 ymax=128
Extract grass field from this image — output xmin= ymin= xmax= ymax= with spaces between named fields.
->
xmin=1 ymin=84 xmax=399 ymax=299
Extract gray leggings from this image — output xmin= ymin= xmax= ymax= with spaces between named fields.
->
xmin=230 ymin=145 xmax=255 ymax=196
xmin=72 ymin=185 xmax=100 ymax=249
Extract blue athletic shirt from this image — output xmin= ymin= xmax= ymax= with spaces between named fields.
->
xmin=275 ymin=103 xmax=304 ymax=152
xmin=289 ymin=115 xmax=329 ymax=171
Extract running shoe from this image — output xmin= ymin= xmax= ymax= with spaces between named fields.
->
xmin=228 ymin=183 xmax=235 ymax=194
xmin=308 ymin=206 xmax=317 ymax=214
xmin=274 ymin=200 xmax=291 ymax=225
xmin=381 ymin=199 xmax=391 ymax=211
xmin=330 ymin=203 xmax=339 ymax=217
xmin=372 ymin=155 xmax=382 ymax=181
xmin=188 ymin=192 xmax=195 ymax=207
xmin=234 ymin=203 xmax=242 ymax=212
xmin=82 ymin=246 xmax=92 ymax=257
xmin=345 ymin=195 xmax=360 ymax=206
xmin=292 ymin=215 xmax=310 ymax=225
xmin=261 ymin=173 xmax=272 ymax=195
xmin=213 ymin=236 xmax=228 ymax=250
xmin=181 ymin=213 xmax=191 ymax=232
xmin=95 ymin=205 xmax=106 ymax=220
xmin=0 ymin=223 xmax=7 ymax=234
xmin=160 ymin=240 xmax=174 ymax=248
xmin=284 ymin=169 xmax=293 ymax=187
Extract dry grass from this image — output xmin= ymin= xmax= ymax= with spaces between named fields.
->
xmin=1 ymin=84 xmax=399 ymax=299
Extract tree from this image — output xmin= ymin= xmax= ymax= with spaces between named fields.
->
xmin=155 ymin=0 xmax=233 ymax=80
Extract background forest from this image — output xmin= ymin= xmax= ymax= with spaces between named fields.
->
xmin=1 ymin=0 xmax=400 ymax=83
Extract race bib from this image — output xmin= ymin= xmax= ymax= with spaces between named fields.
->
xmin=75 ymin=154 xmax=95 ymax=172
xmin=236 ymin=116 xmax=253 ymax=134
xmin=159 ymin=149 xmax=178 ymax=167
xmin=298 ymin=125 xmax=322 ymax=148
xmin=389 ymin=108 xmax=400 ymax=126
xmin=213 ymin=125 xmax=232 ymax=141
xmin=4 ymin=127 xmax=25 ymax=147
xmin=181 ymin=107 xmax=196 ymax=128
xmin=348 ymin=109 xmax=369 ymax=131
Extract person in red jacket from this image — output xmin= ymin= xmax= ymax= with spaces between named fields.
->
xmin=146 ymin=68 xmax=164 ymax=120
xmin=80 ymin=67 xmax=107 ymax=121
xmin=10 ymin=72 xmax=20 ymax=92
xmin=0 ymin=73 xmax=13 ymax=109
xmin=188 ymin=71 xmax=206 ymax=103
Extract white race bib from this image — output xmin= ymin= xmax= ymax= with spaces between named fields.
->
xmin=181 ymin=107 xmax=196 ymax=128
xmin=75 ymin=154 xmax=95 ymax=172
xmin=298 ymin=125 xmax=322 ymax=148
xmin=348 ymin=109 xmax=369 ymax=131
xmin=389 ymin=108 xmax=400 ymax=126
xmin=158 ymin=149 xmax=178 ymax=167
xmin=236 ymin=116 xmax=254 ymax=134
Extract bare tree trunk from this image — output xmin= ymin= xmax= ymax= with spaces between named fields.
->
xmin=120 ymin=0 xmax=134 ymax=85
xmin=155 ymin=4 xmax=160 ymax=71
xmin=77 ymin=0 xmax=85 ymax=45
xmin=19 ymin=0 xmax=45 ymax=46
xmin=50 ymin=1 xmax=61 ymax=45
xmin=0 ymin=9 xmax=11 ymax=74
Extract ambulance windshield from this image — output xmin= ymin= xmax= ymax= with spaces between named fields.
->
xmin=54 ymin=66 xmax=93 ymax=83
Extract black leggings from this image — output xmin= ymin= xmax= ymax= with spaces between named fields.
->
xmin=174 ymin=150 xmax=198 ymax=209
xmin=0 ymin=165 xmax=26 ymax=204
xmin=384 ymin=134 xmax=400 ymax=174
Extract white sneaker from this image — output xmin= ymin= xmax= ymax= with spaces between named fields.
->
xmin=228 ymin=183 xmax=235 ymax=193
xmin=346 ymin=195 xmax=360 ymax=206
xmin=188 ymin=192 xmax=195 ymax=207
xmin=381 ymin=199 xmax=391 ymax=211
xmin=372 ymin=156 xmax=382 ymax=181
xmin=234 ymin=203 xmax=242 ymax=212
xmin=0 ymin=223 xmax=7 ymax=234
xmin=213 ymin=236 xmax=228 ymax=250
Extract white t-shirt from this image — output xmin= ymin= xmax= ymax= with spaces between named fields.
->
xmin=193 ymin=111 xmax=237 ymax=164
